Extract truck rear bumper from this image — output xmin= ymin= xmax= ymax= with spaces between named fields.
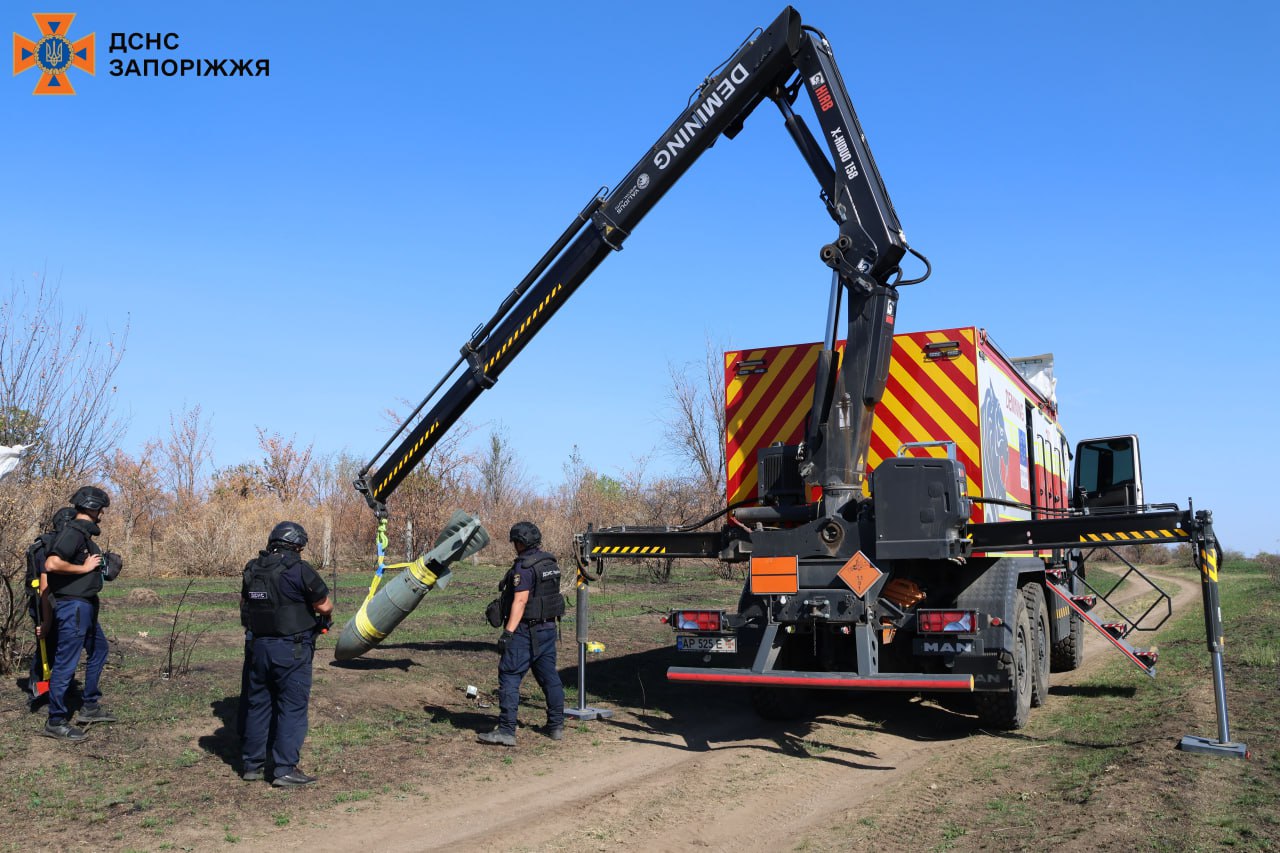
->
xmin=667 ymin=667 xmax=974 ymax=691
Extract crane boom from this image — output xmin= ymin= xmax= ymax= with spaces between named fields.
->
xmin=355 ymin=6 xmax=917 ymax=512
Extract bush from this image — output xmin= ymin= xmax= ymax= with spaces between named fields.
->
xmin=1254 ymin=551 xmax=1280 ymax=583
xmin=1093 ymin=542 xmax=1176 ymax=566
xmin=160 ymin=496 xmax=331 ymax=577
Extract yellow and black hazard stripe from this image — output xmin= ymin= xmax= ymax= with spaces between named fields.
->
xmin=1079 ymin=529 xmax=1190 ymax=543
xmin=484 ymin=282 xmax=565 ymax=375
xmin=591 ymin=545 xmax=669 ymax=556
xmin=374 ymin=420 xmax=442 ymax=500
xmin=1198 ymin=543 xmax=1219 ymax=582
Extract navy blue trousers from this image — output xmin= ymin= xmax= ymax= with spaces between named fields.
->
xmin=498 ymin=622 xmax=564 ymax=734
xmin=47 ymin=598 xmax=107 ymax=723
xmin=240 ymin=635 xmax=314 ymax=777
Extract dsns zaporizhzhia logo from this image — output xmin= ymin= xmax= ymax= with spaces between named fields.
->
xmin=13 ymin=13 xmax=95 ymax=95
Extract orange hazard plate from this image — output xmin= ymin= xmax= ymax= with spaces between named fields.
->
xmin=750 ymin=555 xmax=798 ymax=595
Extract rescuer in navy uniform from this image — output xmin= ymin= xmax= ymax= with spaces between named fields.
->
xmin=477 ymin=521 xmax=566 ymax=747
xmin=42 ymin=487 xmax=117 ymax=741
xmin=239 ymin=522 xmax=333 ymax=786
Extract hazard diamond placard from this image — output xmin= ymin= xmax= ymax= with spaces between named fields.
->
xmin=837 ymin=551 xmax=883 ymax=597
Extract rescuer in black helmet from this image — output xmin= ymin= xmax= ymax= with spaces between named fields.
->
xmin=69 ymin=485 xmax=110 ymax=512
xmin=477 ymin=521 xmax=566 ymax=747
xmin=238 ymin=521 xmax=333 ymax=786
xmin=41 ymin=487 xmax=116 ymax=741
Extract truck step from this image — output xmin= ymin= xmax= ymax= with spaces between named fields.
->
xmin=1045 ymin=567 xmax=1068 ymax=583
xmin=1044 ymin=559 xmax=1169 ymax=680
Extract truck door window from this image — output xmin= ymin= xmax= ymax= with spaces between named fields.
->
xmin=1075 ymin=437 xmax=1139 ymax=509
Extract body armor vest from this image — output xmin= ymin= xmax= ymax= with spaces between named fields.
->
xmin=241 ymin=551 xmax=317 ymax=637
xmin=501 ymin=551 xmax=566 ymax=623
xmin=47 ymin=520 xmax=104 ymax=600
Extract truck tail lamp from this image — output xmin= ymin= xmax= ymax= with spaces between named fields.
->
xmin=916 ymin=609 xmax=978 ymax=633
xmin=665 ymin=610 xmax=723 ymax=632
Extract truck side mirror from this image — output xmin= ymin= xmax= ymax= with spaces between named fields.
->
xmin=1073 ymin=435 xmax=1144 ymax=511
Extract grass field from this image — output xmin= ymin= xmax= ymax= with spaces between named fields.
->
xmin=806 ymin=559 xmax=1280 ymax=852
xmin=1 ymin=555 xmax=1274 ymax=851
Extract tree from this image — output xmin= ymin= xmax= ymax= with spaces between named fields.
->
xmin=662 ymin=338 xmax=726 ymax=502
xmin=255 ymin=428 xmax=315 ymax=503
xmin=0 ymin=275 xmax=127 ymax=674
xmin=162 ymin=404 xmax=213 ymax=506
xmin=312 ymin=451 xmax=375 ymax=570
xmin=0 ymin=274 xmax=128 ymax=480
xmin=476 ymin=424 xmax=527 ymax=517
xmin=212 ymin=462 xmax=265 ymax=500
xmin=102 ymin=445 xmax=166 ymax=571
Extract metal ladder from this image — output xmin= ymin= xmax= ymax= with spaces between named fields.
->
xmin=1044 ymin=547 xmax=1172 ymax=677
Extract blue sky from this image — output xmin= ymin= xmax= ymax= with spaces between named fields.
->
xmin=3 ymin=1 xmax=1277 ymax=554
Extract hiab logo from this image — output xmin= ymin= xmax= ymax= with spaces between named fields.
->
xmin=13 ymin=13 xmax=95 ymax=95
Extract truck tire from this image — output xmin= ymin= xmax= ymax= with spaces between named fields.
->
xmin=1050 ymin=550 xmax=1087 ymax=673
xmin=974 ymin=589 xmax=1032 ymax=730
xmin=1023 ymin=584 xmax=1050 ymax=708
xmin=1050 ymin=612 xmax=1085 ymax=672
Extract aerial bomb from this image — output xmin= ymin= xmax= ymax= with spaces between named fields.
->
xmin=334 ymin=510 xmax=489 ymax=661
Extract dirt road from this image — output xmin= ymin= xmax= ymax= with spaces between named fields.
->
xmin=273 ymin=571 xmax=1198 ymax=853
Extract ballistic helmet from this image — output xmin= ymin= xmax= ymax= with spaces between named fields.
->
xmin=49 ymin=506 xmax=77 ymax=533
xmin=268 ymin=521 xmax=308 ymax=551
xmin=70 ymin=486 xmax=110 ymax=512
xmin=509 ymin=521 xmax=542 ymax=549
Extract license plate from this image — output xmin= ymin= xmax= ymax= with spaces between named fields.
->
xmin=677 ymin=635 xmax=736 ymax=653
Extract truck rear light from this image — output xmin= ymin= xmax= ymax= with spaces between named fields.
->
xmin=671 ymin=610 xmax=722 ymax=632
xmin=917 ymin=609 xmax=978 ymax=633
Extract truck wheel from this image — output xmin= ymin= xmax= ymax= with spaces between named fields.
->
xmin=974 ymin=589 xmax=1032 ymax=730
xmin=1050 ymin=612 xmax=1085 ymax=672
xmin=1051 ymin=550 xmax=1087 ymax=672
xmin=1023 ymin=584 xmax=1050 ymax=708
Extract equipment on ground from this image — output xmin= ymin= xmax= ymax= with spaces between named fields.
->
xmin=352 ymin=6 xmax=1244 ymax=756
xmin=564 ymin=568 xmax=613 ymax=723
xmin=334 ymin=510 xmax=489 ymax=661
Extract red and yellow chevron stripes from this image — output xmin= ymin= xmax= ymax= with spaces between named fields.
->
xmin=725 ymin=342 xmax=836 ymax=505
xmin=725 ymin=329 xmax=984 ymax=513
xmin=868 ymin=329 xmax=981 ymax=517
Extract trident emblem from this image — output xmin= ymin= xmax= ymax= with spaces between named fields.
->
xmin=42 ymin=38 xmax=65 ymax=69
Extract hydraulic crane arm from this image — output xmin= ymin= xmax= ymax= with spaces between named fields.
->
xmin=356 ymin=6 xmax=916 ymax=513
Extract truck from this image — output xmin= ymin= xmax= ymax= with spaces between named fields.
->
xmin=587 ymin=327 xmax=1160 ymax=729
xmin=356 ymin=6 xmax=1244 ymax=754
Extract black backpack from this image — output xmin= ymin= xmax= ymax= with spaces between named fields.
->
xmin=23 ymin=532 xmax=56 ymax=601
